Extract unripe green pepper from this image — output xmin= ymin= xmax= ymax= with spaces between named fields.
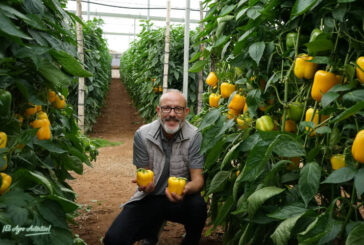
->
xmin=309 ymin=28 xmax=322 ymax=42
xmin=256 ymin=115 xmax=274 ymax=131
xmin=0 ymin=90 xmax=12 ymax=116
xmin=286 ymin=32 xmax=297 ymax=49
xmin=287 ymin=102 xmax=304 ymax=121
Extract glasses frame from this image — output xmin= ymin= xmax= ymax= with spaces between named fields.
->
xmin=159 ymin=106 xmax=185 ymax=114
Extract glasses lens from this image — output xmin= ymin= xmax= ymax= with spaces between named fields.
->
xmin=160 ymin=106 xmax=184 ymax=114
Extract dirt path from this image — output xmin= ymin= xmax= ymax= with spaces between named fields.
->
xmin=69 ymin=77 xmax=223 ymax=244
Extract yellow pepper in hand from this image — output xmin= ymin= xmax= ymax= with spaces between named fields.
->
xmin=136 ymin=168 xmax=154 ymax=187
xmin=168 ymin=176 xmax=186 ymax=196
xmin=294 ymin=54 xmax=318 ymax=80
xmin=0 ymin=173 xmax=12 ymax=195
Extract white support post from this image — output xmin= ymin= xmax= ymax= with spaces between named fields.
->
xmin=182 ymin=0 xmax=190 ymax=100
xmin=162 ymin=0 xmax=171 ymax=94
xmin=197 ymin=1 xmax=204 ymax=113
xmin=76 ymin=0 xmax=85 ymax=134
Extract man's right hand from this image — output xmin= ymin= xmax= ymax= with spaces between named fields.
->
xmin=131 ymin=179 xmax=155 ymax=193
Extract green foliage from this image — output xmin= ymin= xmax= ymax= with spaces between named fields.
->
xmin=194 ymin=0 xmax=364 ymax=244
xmin=69 ymin=18 xmax=112 ymax=133
xmin=0 ymin=0 xmax=98 ymax=243
xmin=120 ymin=20 xmax=201 ymax=121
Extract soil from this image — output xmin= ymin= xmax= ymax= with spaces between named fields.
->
xmin=68 ymin=75 xmax=223 ymax=245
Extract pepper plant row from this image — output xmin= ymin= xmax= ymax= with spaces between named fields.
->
xmin=189 ymin=0 xmax=364 ymax=244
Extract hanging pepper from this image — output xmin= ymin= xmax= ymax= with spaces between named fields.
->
xmin=352 ymin=130 xmax=364 ymax=164
xmin=256 ymin=115 xmax=274 ymax=131
xmin=0 ymin=132 xmax=7 ymax=148
xmin=25 ymin=103 xmax=39 ymax=117
xmin=305 ymin=108 xmax=328 ymax=136
xmin=286 ymin=32 xmax=298 ymax=49
xmin=209 ymin=93 xmax=221 ymax=108
xmin=283 ymin=118 xmax=297 ymax=133
xmin=287 ymin=102 xmax=304 ymax=121
xmin=236 ymin=115 xmax=252 ymax=130
xmin=294 ymin=54 xmax=318 ymax=80
xmin=136 ymin=168 xmax=154 ymax=187
xmin=48 ymin=90 xmax=57 ymax=103
xmin=228 ymin=94 xmax=246 ymax=113
xmin=311 ymin=70 xmax=341 ymax=102
xmin=227 ymin=109 xmax=239 ymax=119
xmin=220 ymin=83 xmax=236 ymax=99
xmin=0 ymin=173 xmax=12 ymax=195
xmin=0 ymin=90 xmax=12 ymax=117
xmin=243 ymin=103 xmax=248 ymax=113
xmin=330 ymin=154 xmax=346 ymax=170
xmin=309 ymin=28 xmax=322 ymax=42
xmin=54 ymin=95 xmax=66 ymax=109
xmin=356 ymin=57 xmax=364 ymax=83
xmin=37 ymin=111 xmax=49 ymax=120
xmin=167 ymin=176 xmax=186 ymax=196
xmin=30 ymin=118 xmax=51 ymax=140
xmin=206 ymin=72 xmax=218 ymax=87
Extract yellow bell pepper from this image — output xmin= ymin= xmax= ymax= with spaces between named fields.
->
xmin=311 ymin=70 xmax=341 ymax=102
xmin=352 ymin=130 xmax=364 ymax=164
xmin=220 ymin=83 xmax=236 ymax=98
xmin=30 ymin=119 xmax=51 ymax=140
xmin=48 ymin=90 xmax=57 ymax=103
xmin=284 ymin=119 xmax=297 ymax=133
xmin=0 ymin=132 xmax=7 ymax=148
xmin=209 ymin=93 xmax=221 ymax=108
xmin=54 ymin=95 xmax=66 ymax=109
xmin=294 ymin=54 xmax=318 ymax=80
xmin=330 ymin=154 xmax=346 ymax=170
xmin=356 ymin=57 xmax=364 ymax=83
xmin=206 ymin=72 xmax=218 ymax=87
xmin=136 ymin=168 xmax=154 ymax=187
xmin=167 ymin=176 xmax=186 ymax=196
xmin=0 ymin=173 xmax=12 ymax=195
xmin=305 ymin=108 xmax=328 ymax=136
xmin=228 ymin=94 xmax=246 ymax=113
xmin=24 ymin=103 xmax=38 ymax=117
xmin=236 ymin=116 xmax=252 ymax=130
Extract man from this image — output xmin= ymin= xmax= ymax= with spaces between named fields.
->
xmin=104 ymin=89 xmax=207 ymax=245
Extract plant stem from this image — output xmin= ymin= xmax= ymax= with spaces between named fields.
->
xmin=340 ymin=185 xmax=356 ymax=238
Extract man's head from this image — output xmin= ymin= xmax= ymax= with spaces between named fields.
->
xmin=157 ymin=89 xmax=189 ymax=137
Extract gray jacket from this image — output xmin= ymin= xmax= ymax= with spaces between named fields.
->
xmin=125 ymin=119 xmax=199 ymax=204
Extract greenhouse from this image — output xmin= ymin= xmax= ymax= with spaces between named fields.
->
xmin=0 ymin=0 xmax=364 ymax=244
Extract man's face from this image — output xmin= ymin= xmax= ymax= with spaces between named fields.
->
xmin=157 ymin=92 xmax=189 ymax=135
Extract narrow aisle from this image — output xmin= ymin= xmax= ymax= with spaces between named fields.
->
xmin=69 ymin=77 xmax=143 ymax=245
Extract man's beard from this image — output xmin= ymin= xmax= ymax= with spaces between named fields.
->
xmin=159 ymin=116 xmax=184 ymax=135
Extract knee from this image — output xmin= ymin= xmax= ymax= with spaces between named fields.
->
xmin=186 ymin=194 xmax=207 ymax=220
xmin=103 ymin=227 xmax=132 ymax=245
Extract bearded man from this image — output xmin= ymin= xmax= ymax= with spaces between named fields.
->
xmin=104 ymin=89 xmax=207 ymax=245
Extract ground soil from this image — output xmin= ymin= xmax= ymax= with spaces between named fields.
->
xmin=68 ymin=75 xmax=223 ymax=245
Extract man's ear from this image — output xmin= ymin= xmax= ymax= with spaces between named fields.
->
xmin=185 ymin=107 xmax=190 ymax=116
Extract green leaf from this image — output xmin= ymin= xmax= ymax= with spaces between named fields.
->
xmin=37 ymin=199 xmax=68 ymax=229
xmin=199 ymin=109 xmax=221 ymax=131
xmin=247 ymin=6 xmax=262 ymax=20
xmin=346 ymin=223 xmax=364 ymax=245
xmin=298 ymin=213 xmax=330 ymax=244
xmin=7 ymin=206 xmax=28 ymax=226
xmin=204 ymin=138 xmax=225 ymax=170
xmin=214 ymin=196 xmax=234 ymax=226
xmin=38 ymin=59 xmax=71 ymax=89
xmin=220 ymin=4 xmax=236 ymax=16
xmin=0 ymin=11 xmax=31 ymax=39
xmin=34 ymin=139 xmax=67 ymax=154
xmin=299 ymin=162 xmax=321 ymax=207
xmin=355 ymin=169 xmax=364 ymax=197
xmin=221 ymin=142 xmax=242 ymax=170
xmin=343 ymin=89 xmax=364 ymax=102
xmin=331 ymin=101 xmax=364 ymax=124
xmin=188 ymin=60 xmax=208 ymax=73
xmin=322 ymin=167 xmax=356 ymax=184
xmin=247 ymin=186 xmax=284 ymax=218
xmin=249 ymin=41 xmax=265 ymax=65
xmin=321 ymin=91 xmax=339 ymax=107
xmin=50 ymin=50 xmax=92 ymax=77
xmin=291 ymin=0 xmax=319 ymax=17
xmin=305 ymin=38 xmax=334 ymax=56
xmin=272 ymin=134 xmax=306 ymax=158
xmin=15 ymin=169 xmax=54 ymax=195
xmin=271 ymin=214 xmax=304 ymax=245
xmin=47 ymin=194 xmax=80 ymax=213
xmin=315 ymin=126 xmax=331 ymax=134
xmin=207 ymin=171 xmax=230 ymax=195
xmin=267 ymin=203 xmax=307 ymax=220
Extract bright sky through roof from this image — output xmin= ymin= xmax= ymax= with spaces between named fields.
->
xmin=66 ymin=0 xmax=203 ymax=54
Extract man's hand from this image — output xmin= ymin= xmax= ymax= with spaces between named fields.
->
xmin=165 ymin=187 xmax=184 ymax=202
xmin=131 ymin=179 xmax=155 ymax=193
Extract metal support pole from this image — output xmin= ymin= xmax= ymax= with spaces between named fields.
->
xmin=76 ymin=0 xmax=85 ymax=133
xmin=197 ymin=1 xmax=204 ymax=113
xmin=162 ymin=0 xmax=171 ymax=94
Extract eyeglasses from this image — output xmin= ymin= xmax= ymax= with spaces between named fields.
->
xmin=160 ymin=106 xmax=185 ymax=114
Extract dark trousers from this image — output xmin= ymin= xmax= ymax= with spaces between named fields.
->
xmin=104 ymin=194 xmax=207 ymax=245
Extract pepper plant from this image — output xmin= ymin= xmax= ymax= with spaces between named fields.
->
xmin=189 ymin=0 xmax=364 ymax=244
xmin=0 ymin=0 xmax=100 ymax=243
